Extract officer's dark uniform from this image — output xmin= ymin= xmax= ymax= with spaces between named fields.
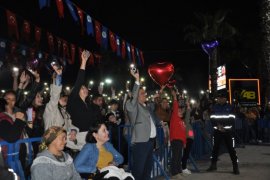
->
xmin=207 ymin=93 xmax=240 ymax=175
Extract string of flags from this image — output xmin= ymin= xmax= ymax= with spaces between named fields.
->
xmin=38 ymin=0 xmax=144 ymax=65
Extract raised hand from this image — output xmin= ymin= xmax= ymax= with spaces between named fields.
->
xmin=130 ymin=69 xmax=139 ymax=82
xmin=51 ymin=64 xmax=62 ymax=75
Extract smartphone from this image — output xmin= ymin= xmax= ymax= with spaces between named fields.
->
xmin=129 ymin=64 xmax=137 ymax=73
xmin=26 ymin=108 xmax=33 ymax=122
xmin=51 ymin=61 xmax=61 ymax=70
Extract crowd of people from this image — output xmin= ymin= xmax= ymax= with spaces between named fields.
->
xmin=0 ymin=50 xmax=270 ymax=180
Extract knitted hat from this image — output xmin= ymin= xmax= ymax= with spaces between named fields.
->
xmin=39 ymin=126 xmax=66 ymax=152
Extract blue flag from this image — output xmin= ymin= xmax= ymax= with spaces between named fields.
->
xmin=101 ymin=26 xmax=108 ymax=49
xmin=86 ymin=15 xmax=94 ymax=36
xmin=65 ymin=0 xmax=78 ymax=22
xmin=39 ymin=0 xmax=50 ymax=9
xmin=126 ymin=42 xmax=131 ymax=61
xmin=116 ymin=35 xmax=121 ymax=56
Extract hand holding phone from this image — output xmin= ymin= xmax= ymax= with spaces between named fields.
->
xmin=26 ymin=108 xmax=33 ymax=122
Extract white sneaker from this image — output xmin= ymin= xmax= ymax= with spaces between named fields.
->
xmin=182 ymin=168 xmax=192 ymax=175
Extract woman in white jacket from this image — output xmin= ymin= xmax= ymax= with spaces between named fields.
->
xmin=43 ymin=65 xmax=84 ymax=151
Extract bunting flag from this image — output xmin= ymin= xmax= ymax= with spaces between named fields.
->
xmin=20 ymin=45 xmax=27 ymax=56
xmin=121 ymin=40 xmax=126 ymax=59
xmin=139 ymin=50 xmax=144 ymax=65
xmin=56 ymin=37 xmax=62 ymax=55
xmin=56 ymin=0 xmax=65 ymax=18
xmin=6 ymin=10 xmax=19 ymax=40
xmin=0 ymin=39 xmax=7 ymax=59
xmin=136 ymin=48 xmax=141 ymax=66
xmin=126 ymin=42 xmax=131 ymax=61
xmin=47 ymin=32 xmax=54 ymax=52
xmin=39 ymin=0 xmax=50 ymax=9
xmin=89 ymin=51 xmax=94 ymax=65
xmin=86 ymin=15 xmax=94 ymax=36
xmin=101 ymin=26 xmax=108 ymax=49
xmin=78 ymin=47 xmax=83 ymax=63
xmin=131 ymin=45 xmax=135 ymax=63
xmin=62 ymin=40 xmax=70 ymax=59
xmin=21 ymin=20 xmax=31 ymax=42
xmin=65 ymin=0 xmax=78 ymax=22
xmin=109 ymin=31 xmax=117 ymax=52
xmin=35 ymin=26 xmax=42 ymax=46
xmin=94 ymin=20 xmax=102 ymax=45
xmin=10 ymin=42 xmax=17 ymax=55
xmin=29 ymin=48 xmax=36 ymax=60
xmin=116 ymin=35 xmax=121 ymax=56
xmin=77 ymin=7 xmax=84 ymax=35
xmin=69 ymin=43 xmax=76 ymax=64
xmin=94 ymin=53 xmax=102 ymax=64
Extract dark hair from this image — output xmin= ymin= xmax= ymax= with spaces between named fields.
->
xmin=109 ymin=99 xmax=118 ymax=105
xmin=92 ymin=93 xmax=103 ymax=101
xmin=0 ymin=98 xmax=7 ymax=112
xmin=3 ymin=90 xmax=16 ymax=98
xmin=85 ymin=122 xmax=104 ymax=143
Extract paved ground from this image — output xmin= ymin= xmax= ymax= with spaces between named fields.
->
xmin=157 ymin=145 xmax=270 ymax=180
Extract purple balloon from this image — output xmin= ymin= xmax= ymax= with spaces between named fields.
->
xmin=201 ymin=40 xmax=219 ymax=56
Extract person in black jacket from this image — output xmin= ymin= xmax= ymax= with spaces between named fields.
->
xmin=67 ymin=50 xmax=102 ymax=133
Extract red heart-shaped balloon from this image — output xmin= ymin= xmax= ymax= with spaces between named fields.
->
xmin=148 ymin=62 xmax=174 ymax=87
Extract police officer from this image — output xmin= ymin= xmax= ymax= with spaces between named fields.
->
xmin=207 ymin=92 xmax=240 ymax=175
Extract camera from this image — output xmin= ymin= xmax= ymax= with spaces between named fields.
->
xmin=50 ymin=61 xmax=61 ymax=70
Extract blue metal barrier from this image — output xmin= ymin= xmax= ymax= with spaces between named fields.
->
xmin=0 ymin=137 xmax=41 ymax=180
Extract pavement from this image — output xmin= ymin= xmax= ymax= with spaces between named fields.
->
xmin=157 ymin=145 xmax=270 ymax=180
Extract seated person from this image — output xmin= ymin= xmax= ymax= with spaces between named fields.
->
xmin=74 ymin=122 xmax=134 ymax=179
xmin=31 ymin=126 xmax=81 ymax=180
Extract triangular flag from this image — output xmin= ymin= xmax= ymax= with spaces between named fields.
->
xmin=89 ymin=52 xmax=94 ymax=65
xmin=86 ymin=15 xmax=94 ymax=36
xmin=77 ymin=7 xmax=84 ymax=35
xmin=94 ymin=20 xmax=102 ymax=45
xmin=109 ymin=31 xmax=117 ymax=52
xmin=47 ymin=32 xmax=54 ymax=52
xmin=22 ymin=20 xmax=31 ymax=42
xmin=56 ymin=0 xmax=65 ymax=18
xmin=35 ymin=26 xmax=42 ymax=46
xmin=6 ymin=10 xmax=19 ymax=40
xmin=139 ymin=50 xmax=144 ymax=65
xmin=126 ymin=42 xmax=131 ymax=61
xmin=116 ymin=35 xmax=121 ymax=56
xmin=121 ymin=40 xmax=126 ymax=59
xmin=136 ymin=48 xmax=141 ymax=66
xmin=131 ymin=44 xmax=135 ymax=63
xmin=101 ymin=26 xmax=108 ymax=49
xmin=69 ymin=43 xmax=76 ymax=64
xmin=39 ymin=0 xmax=50 ymax=9
xmin=65 ymin=0 xmax=78 ymax=21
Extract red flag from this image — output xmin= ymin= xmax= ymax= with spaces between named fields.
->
xmin=89 ymin=52 xmax=94 ymax=65
xmin=94 ymin=53 xmax=102 ymax=64
xmin=62 ymin=40 xmax=70 ymax=59
xmin=131 ymin=45 xmax=136 ymax=63
xmin=78 ymin=47 xmax=83 ymax=63
xmin=109 ymin=31 xmax=117 ymax=52
xmin=94 ymin=20 xmax=102 ymax=45
xmin=69 ymin=44 xmax=76 ymax=64
xmin=22 ymin=20 xmax=31 ymax=42
xmin=121 ymin=40 xmax=126 ymax=59
xmin=47 ymin=32 xmax=54 ymax=52
xmin=35 ymin=26 xmax=41 ymax=46
xmin=56 ymin=37 xmax=62 ymax=55
xmin=29 ymin=48 xmax=36 ymax=60
xmin=139 ymin=50 xmax=144 ymax=65
xmin=10 ymin=42 xmax=17 ymax=54
xmin=6 ymin=10 xmax=19 ymax=40
xmin=56 ymin=0 xmax=64 ymax=18
xmin=77 ymin=7 xmax=84 ymax=35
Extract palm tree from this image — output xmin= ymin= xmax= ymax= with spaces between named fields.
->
xmin=183 ymin=10 xmax=236 ymax=97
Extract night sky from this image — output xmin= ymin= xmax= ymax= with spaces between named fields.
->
xmin=0 ymin=0 xmax=262 ymax=96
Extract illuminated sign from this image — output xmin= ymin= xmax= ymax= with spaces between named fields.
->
xmin=228 ymin=79 xmax=260 ymax=107
xmin=217 ymin=65 xmax=226 ymax=90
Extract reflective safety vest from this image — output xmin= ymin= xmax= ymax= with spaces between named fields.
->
xmin=210 ymin=114 xmax=235 ymax=130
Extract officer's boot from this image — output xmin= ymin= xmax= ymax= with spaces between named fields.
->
xmin=233 ymin=163 xmax=240 ymax=175
xmin=206 ymin=161 xmax=217 ymax=172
